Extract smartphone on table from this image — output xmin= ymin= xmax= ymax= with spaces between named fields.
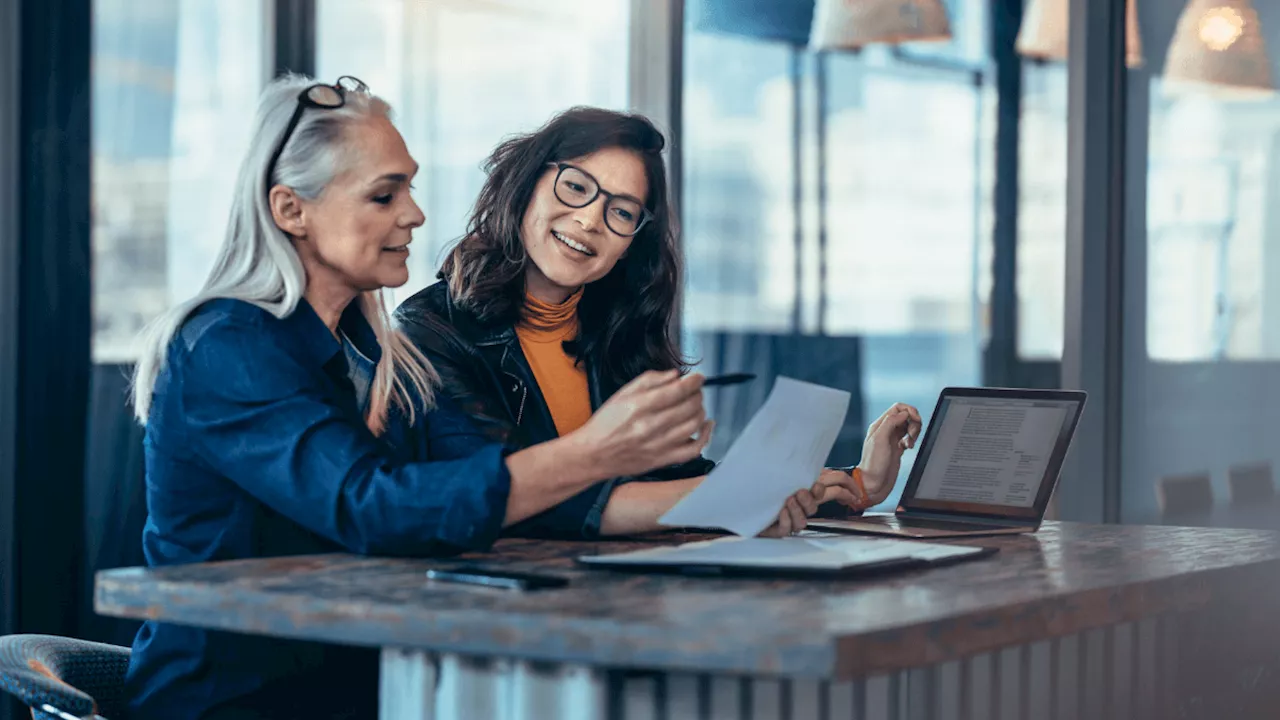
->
xmin=425 ymin=565 xmax=569 ymax=591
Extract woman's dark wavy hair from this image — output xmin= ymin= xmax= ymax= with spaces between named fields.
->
xmin=440 ymin=106 xmax=686 ymax=386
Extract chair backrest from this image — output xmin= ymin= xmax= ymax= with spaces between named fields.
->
xmin=0 ymin=635 xmax=130 ymax=720
xmin=1228 ymin=463 xmax=1275 ymax=506
xmin=1157 ymin=472 xmax=1215 ymax=518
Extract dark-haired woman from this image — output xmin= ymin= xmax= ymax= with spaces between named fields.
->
xmin=395 ymin=107 xmax=922 ymax=538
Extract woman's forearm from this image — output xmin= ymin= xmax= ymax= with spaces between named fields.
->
xmin=502 ymin=435 xmax=611 ymax=527
xmin=599 ymin=476 xmax=704 ymax=536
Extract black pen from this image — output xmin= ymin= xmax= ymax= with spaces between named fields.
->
xmin=702 ymin=373 xmax=756 ymax=387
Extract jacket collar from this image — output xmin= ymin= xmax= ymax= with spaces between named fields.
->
xmin=427 ymin=281 xmax=610 ymax=411
xmin=285 ymin=297 xmax=383 ymax=369
xmin=434 ymin=283 xmax=516 ymax=349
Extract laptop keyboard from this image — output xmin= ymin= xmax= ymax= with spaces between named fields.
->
xmin=860 ymin=515 xmax=1018 ymax=532
xmin=893 ymin=517 xmax=1013 ymax=533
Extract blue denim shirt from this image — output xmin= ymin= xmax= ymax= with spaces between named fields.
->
xmin=125 ymin=298 xmax=515 ymax=720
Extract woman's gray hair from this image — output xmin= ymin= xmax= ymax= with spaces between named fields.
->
xmin=132 ymin=73 xmax=437 ymax=435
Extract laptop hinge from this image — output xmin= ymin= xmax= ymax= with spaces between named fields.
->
xmin=897 ymin=508 xmax=1034 ymax=528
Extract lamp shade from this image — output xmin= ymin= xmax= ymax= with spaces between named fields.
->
xmin=1015 ymin=0 xmax=1145 ymax=68
xmin=1163 ymin=0 xmax=1274 ymax=96
xmin=809 ymin=0 xmax=953 ymax=50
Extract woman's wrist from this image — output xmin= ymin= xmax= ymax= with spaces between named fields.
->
xmin=853 ymin=463 xmax=891 ymax=506
xmin=847 ymin=466 xmax=871 ymax=508
xmin=599 ymin=476 xmax=703 ymax=536
xmin=548 ymin=431 xmax=611 ymax=486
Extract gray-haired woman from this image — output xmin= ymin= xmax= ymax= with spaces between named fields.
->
xmin=125 ymin=74 xmax=713 ymax=720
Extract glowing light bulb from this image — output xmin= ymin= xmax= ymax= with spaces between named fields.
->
xmin=1198 ymin=6 xmax=1245 ymax=51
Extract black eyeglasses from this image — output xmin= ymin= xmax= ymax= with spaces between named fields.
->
xmin=265 ymin=75 xmax=369 ymax=193
xmin=547 ymin=162 xmax=652 ymax=237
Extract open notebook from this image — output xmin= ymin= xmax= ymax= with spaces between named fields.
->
xmin=577 ymin=534 xmax=996 ymax=577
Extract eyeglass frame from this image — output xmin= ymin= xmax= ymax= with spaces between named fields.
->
xmin=265 ymin=75 xmax=369 ymax=194
xmin=545 ymin=162 xmax=654 ymax=237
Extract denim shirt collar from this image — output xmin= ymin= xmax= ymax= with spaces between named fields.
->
xmin=284 ymin=298 xmax=383 ymax=369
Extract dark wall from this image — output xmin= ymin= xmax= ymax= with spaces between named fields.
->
xmin=81 ymin=365 xmax=148 ymax=647
xmin=1 ymin=1 xmax=92 ymax=718
xmin=0 ymin=0 xmax=16 ymax=710
xmin=0 ymin=0 xmax=23 ymax=683
xmin=16 ymin=0 xmax=93 ymax=637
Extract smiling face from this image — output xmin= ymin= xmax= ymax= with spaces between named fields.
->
xmin=283 ymin=113 xmax=425 ymax=298
xmin=520 ymin=146 xmax=649 ymax=304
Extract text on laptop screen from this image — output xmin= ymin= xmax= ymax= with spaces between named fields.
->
xmin=912 ymin=397 xmax=1078 ymax=508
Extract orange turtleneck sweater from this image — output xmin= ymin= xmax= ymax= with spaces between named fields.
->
xmin=516 ymin=289 xmax=592 ymax=437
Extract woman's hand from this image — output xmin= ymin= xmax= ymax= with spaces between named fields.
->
xmin=853 ymin=402 xmax=923 ymax=505
xmin=571 ymin=370 xmax=714 ymax=479
xmin=758 ymin=484 xmax=821 ymax=537
xmin=812 ymin=467 xmax=871 ymax=508
xmin=758 ymin=455 xmax=905 ymax=537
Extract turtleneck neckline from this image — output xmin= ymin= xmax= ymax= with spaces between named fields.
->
xmin=518 ymin=287 xmax=583 ymax=342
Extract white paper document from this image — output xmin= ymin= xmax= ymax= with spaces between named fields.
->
xmin=579 ymin=535 xmax=985 ymax=570
xmin=658 ymin=376 xmax=851 ymax=537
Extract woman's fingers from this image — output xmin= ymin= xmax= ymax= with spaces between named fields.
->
xmin=870 ymin=403 xmax=922 ymax=432
xmin=813 ymin=468 xmax=864 ymax=504
xmin=650 ymin=392 xmax=707 ymax=434
xmin=793 ymin=488 xmax=819 ymax=516
xmin=766 ymin=511 xmax=791 ymax=538
xmin=784 ymin=496 xmax=807 ymax=534
xmin=612 ymin=369 xmax=679 ymax=403
xmin=885 ymin=401 xmax=921 ymax=424
xmin=698 ymin=419 xmax=715 ymax=446
xmin=639 ymin=372 xmax=704 ymax=412
xmin=877 ymin=404 xmax=923 ymax=450
xmin=891 ymin=403 xmax=923 ymax=448
xmin=630 ymin=368 xmax=681 ymax=391
xmin=820 ymin=486 xmax=861 ymax=507
xmin=659 ymin=420 xmax=714 ymax=466
xmin=761 ymin=488 xmax=830 ymax=537
xmin=658 ymin=410 xmax=708 ymax=446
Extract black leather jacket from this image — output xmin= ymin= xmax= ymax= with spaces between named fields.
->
xmin=394 ymin=280 xmax=717 ymax=538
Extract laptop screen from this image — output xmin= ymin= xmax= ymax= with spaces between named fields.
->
xmin=898 ymin=389 xmax=1086 ymax=520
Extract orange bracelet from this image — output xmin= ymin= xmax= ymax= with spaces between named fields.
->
xmin=848 ymin=467 xmax=870 ymax=509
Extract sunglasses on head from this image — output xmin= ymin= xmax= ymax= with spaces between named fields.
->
xmin=265 ymin=75 xmax=369 ymax=193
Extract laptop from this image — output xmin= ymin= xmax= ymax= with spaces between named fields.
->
xmin=809 ymin=387 xmax=1087 ymax=539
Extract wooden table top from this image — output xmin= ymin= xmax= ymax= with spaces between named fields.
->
xmin=95 ymin=521 xmax=1280 ymax=678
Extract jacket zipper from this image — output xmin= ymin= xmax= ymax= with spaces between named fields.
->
xmin=515 ymin=383 xmax=527 ymax=426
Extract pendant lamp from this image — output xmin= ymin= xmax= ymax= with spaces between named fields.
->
xmin=809 ymin=0 xmax=953 ymax=50
xmin=1015 ymin=0 xmax=1145 ymax=68
xmin=1164 ymin=0 xmax=1274 ymax=96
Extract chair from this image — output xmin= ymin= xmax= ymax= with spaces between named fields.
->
xmin=0 ymin=635 xmax=130 ymax=720
xmin=1157 ymin=472 xmax=1215 ymax=519
xmin=1228 ymin=463 xmax=1275 ymax=506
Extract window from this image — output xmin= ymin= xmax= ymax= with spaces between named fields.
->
xmin=682 ymin=3 xmax=995 ymax=510
xmin=821 ymin=57 xmax=989 ymax=341
xmin=92 ymin=0 xmax=268 ymax=361
xmin=1117 ymin=1 xmax=1280 ymax=526
xmin=316 ymin=0 xmax=632 ymax=307
xmin=1017 ymin=63 xmax=1068 ymax=360
xmin=681 ymin=33 xmax=795 ymax=333
xmin=1146 ymin=87 xmax=1280 ymax=361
